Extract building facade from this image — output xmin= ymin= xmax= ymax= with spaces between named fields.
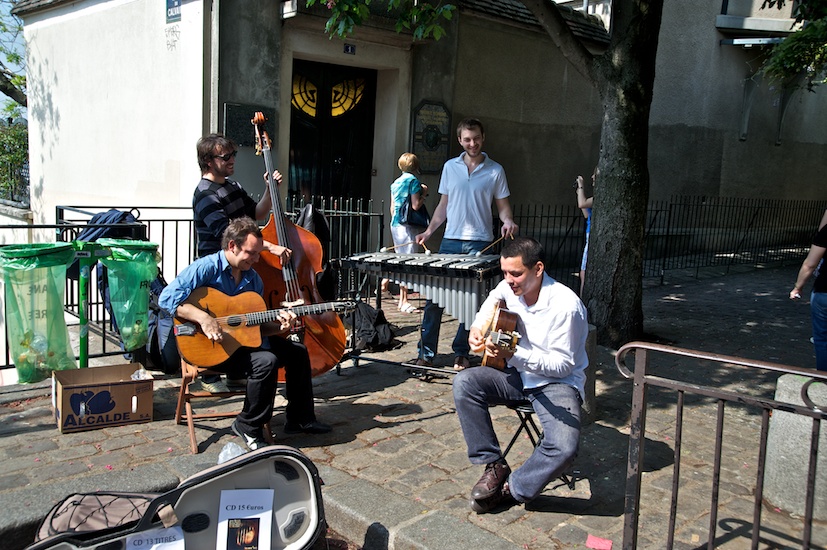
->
xmin=7 ymin=0 xmax=826 ymax=227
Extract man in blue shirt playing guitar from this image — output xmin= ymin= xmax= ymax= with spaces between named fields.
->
xmin=160 ymin=217 xmax=331 ymax=451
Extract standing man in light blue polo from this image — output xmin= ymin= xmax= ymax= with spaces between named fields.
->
xmin=414 ymin=118 xmax=518 ymax=370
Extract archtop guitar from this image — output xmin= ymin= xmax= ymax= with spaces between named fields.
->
xmin=478 ymin=300 xmax=521 ymax=369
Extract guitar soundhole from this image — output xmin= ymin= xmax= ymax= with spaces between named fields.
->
xmin=226 ymin=315 xmax=243 ymax=327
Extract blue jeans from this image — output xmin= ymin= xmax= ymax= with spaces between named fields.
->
xmin=452 ymin=366 xmax=582 ymax=503
xmin=417 ymin=238 xmax=490 ymax=361
xmin=812 ymin=292 xmax=827 ymax=371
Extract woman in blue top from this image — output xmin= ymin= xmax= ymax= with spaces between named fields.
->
xmin=388 ymin=153 xmax=428 ymax=313
xmin=575 ymin=166 xmax=597 ymax=296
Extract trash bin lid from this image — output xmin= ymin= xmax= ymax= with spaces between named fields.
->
xmin=0 ymin=242 xmax=77 ymax=271
xmin=97 ymin=238 xmax=159 ymax=263
xmin=97 ymin=238 xmax=159 ymax=251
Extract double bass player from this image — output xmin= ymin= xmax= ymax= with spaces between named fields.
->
xmin=192 ymin=133 xmax=292 ymax=394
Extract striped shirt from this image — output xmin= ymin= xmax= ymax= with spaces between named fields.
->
xmin=193 ymin=178 xmax=257 ymax=257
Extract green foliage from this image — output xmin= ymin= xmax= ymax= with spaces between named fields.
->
xmin=761 ymin=0 xmax=827 ymax=90
xmin=305 ymin=0 xmax=455 ymax=40
xmin=0 ymin=120 xmax=27 ymax=203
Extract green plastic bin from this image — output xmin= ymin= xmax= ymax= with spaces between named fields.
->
xmin=0 ymin=243 xmax=78 ymax=383
xmin=97 ymin=238 xmax=160 ymax=351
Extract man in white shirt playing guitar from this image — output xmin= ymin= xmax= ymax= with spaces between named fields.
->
xmin=455 ymin=236 xmax=589 ymax=513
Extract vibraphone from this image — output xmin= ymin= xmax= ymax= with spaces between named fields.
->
xmin=342 ymin=252 xmax=502 ymax=326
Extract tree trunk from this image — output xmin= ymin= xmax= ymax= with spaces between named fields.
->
xmin=584 ymin=1 xmax=664 ymax=347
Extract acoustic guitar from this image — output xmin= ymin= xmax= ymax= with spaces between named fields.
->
xmin=173 ymin=287 xmax=355 ymax=367
xmin=476 ymin=300 xmax=522 ymax=369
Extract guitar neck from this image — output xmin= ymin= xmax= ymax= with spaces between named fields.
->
xmin=243 ymin=302 xmax=343 ymax=327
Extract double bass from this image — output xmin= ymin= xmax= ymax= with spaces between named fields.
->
xmin=251 ymin=112 xmax=347 ymax=377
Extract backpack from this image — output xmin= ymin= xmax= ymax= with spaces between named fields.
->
xmin=67 ymin=209 xmax=144 ymax=281
xmin=353 ymin=301 xmax=397 ymax=352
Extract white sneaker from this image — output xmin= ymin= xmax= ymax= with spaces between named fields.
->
xmin=231 ymin=420 xmax=269 ymax=451
xmin=199 ymin=377 xmax=230 ymax=393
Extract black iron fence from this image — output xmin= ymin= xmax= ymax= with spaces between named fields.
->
xmin=514 ymin=196 xmax=826 ymax=287
xmin=0 ymin=196 xmax=825 ymax=370
xmin=642 ymin=196 xmax=827 ymax=282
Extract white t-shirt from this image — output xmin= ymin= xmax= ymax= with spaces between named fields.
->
xmin=439 ymin=152 xmax=511 ymax=242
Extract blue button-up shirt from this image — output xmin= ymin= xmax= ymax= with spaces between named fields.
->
xmin=159 ymin=250 xmax=263 ymax=317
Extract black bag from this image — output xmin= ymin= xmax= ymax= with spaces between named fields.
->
xmin=353 ymin=301 xmax=397 ymax=352
xmin=67 ymin=209 xmax=144 ymax=281
xmin=296 ymin=204 xmax=337 ymax=301
xmin=398 ymin=181 xmax=430 ymax=228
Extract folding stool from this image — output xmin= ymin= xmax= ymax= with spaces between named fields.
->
xmin=501 ymin=400 xmax=576 ymax=490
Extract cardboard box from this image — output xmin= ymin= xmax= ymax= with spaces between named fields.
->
xmin=52 ymin=363 xmax=153 ymax=433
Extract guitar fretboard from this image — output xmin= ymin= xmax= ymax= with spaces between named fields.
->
xmin=232 ymin=302 xmax=348 ymax=327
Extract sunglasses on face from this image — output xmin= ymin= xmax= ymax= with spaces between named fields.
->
xmin=213 ymin=150 xmax=238 ymax=161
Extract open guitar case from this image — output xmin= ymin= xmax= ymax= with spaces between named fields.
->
xmin=25 ymin=446 xmax=325 ymax=550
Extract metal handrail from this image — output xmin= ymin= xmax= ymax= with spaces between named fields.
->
xmin=615 ymin=341 xmax=827 ymax=550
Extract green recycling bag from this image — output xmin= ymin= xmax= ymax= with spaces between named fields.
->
xmin=0 ymin=243 xmax=78 ymax=383
xmin=97 ymin=238 xmax=160 ymax=351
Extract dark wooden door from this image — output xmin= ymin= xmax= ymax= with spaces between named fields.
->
xmin=288 ymin=60 xmax=377 ymax=202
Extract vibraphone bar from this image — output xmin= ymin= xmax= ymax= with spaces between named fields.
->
xmin=342 ymin=252 xmax=502 ymax=326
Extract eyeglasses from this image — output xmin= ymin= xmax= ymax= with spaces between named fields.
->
xmin=213 ymin=150 xmax=238 ymax=161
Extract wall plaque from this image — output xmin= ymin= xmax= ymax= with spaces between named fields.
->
xmin=411 ymin=101 xmax=451 ymax=174
xmin=223 ymin=103 xmax=276 ymax=147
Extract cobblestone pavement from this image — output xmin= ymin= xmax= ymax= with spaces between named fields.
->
xmin=0 ymin=264 xmax=825 ymax=549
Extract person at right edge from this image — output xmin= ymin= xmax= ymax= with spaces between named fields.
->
xmin=790 ymin=208 xmax=827 ymax=371
xmin=414 ymin=118 xmax=518 ymax=371
xmin=454 ymin=236 xmax=588 ymax=513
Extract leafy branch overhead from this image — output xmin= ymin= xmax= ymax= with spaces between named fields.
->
xmin=761 ymin=0 xmax=827 ymax=91
xmin=305 ymin=0 xmax=456 ymax=41
xmin=0 ymin=0 xmax=26 ymax=109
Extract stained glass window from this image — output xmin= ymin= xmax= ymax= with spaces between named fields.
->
xmin=292 ymin=74 xmax=318 ymax=118
xmin=331 ymin=79 xmax=365 ymax=117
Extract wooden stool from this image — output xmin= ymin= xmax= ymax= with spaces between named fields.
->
xmin=175 ymin=359 xmax=246 ymax=454
xmin=502 ymin=400 xmax=576 ymax=490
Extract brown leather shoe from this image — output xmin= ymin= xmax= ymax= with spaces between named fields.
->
xmin=470 ymin=481 xmax=518 ymax=514
xmin=471 ymin=461 xmax=511 ymax=500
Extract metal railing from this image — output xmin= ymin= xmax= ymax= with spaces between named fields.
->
xmin=615 ymin=342 xmax=827 ymax=549
xmin=642 ymin=196 xmax=826 ymax=282
xmin=1 ymin=196 xmax=824 ymax=370
xmin=1 ymin=202 xmax=384 ymax=369
xmin=513 ymin=196 xmax=827 ymax=286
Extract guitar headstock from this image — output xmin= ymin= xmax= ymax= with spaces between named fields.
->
xmin=251 ymin=111 xmax=271 ymax=156
xmin=335 ymin=301 xmax=358 ymax=314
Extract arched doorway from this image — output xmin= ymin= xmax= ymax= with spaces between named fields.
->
xmin=288 ymin=59 xmax=377 ymax=202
